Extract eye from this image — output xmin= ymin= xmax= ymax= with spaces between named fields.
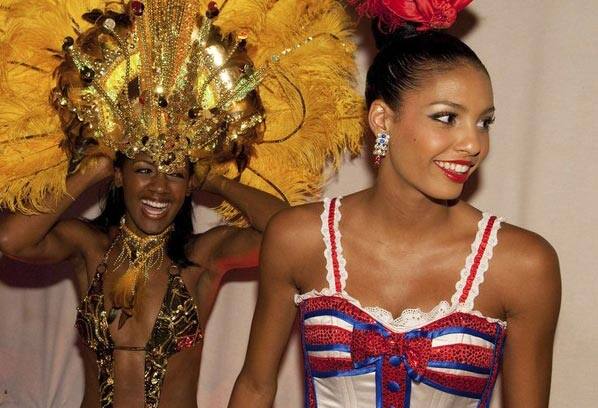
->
xmin=167 ymin=172 xmax=186 ymax=180
xmin=432 ymin=112 xmax=457 ymax=125
xmin=478 ymin=116 xmax=496 ymax=131
xmin=135 ymin=167 xmax=153 ymax=175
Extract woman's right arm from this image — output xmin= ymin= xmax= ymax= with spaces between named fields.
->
xmin=0 ymin=157 xmax=113 ymax=263
xmin=228 ymin=210 xmax=302 ymax=407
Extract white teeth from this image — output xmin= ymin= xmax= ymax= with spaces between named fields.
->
xmin=141 ymin=199 xmax=168 ymax=217
xmin=436 ymin=161 xmax=470 ymax=174
xmin=141 ymin=199 xmax=168 ymax=209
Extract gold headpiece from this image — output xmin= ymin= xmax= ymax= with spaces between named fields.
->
xmin=56 ymin=0 xmax=271 ymax=173
xmin=0 ymin=0 xmax=364 ymax=219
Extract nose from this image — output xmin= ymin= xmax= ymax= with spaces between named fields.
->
xmin=455 ymin=123 xmax=482 ymax=156
xmin=148 ymin=172 xmax=168 ymax=193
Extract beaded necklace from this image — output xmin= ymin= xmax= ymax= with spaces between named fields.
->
xmin=105 ymin=218 xmax=173 ymax=327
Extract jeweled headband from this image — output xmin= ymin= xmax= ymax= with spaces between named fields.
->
xmin=56 ymin=0 xmax=285 ymax=173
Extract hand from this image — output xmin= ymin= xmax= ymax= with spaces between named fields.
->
xmin=204 ymin=174 xmax=229 ymax=194
xmin=192 ymin=160 xmax=231 ymax=194
xmin=76 ymin=147 xmax=115 ymax=183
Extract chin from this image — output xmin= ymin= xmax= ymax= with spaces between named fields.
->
xmin=421 ymin=184 xmax=464 ymax=202
xmin=130 ymin=212 xmax=176 ymax=236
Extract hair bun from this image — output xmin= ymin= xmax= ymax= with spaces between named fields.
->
xmin=371 ymin=20 xmax=420 ymax=50
xmin=350 ymin=0 xmax=474 ymax=49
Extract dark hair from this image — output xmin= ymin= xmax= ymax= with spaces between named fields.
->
xmin=92 ymin=153 xmax=195 ymax=267
xmin=365 ymin=23 xmax=488 ymax=110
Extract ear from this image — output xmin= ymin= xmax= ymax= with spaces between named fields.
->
xmin=368 ymin=100 xmax=396 ymax=135
xmin=114 ymin=166 xmax=123 ymax=188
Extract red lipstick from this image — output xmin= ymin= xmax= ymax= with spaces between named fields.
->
xmin=434 ymin=160 xmax=473 ymax=184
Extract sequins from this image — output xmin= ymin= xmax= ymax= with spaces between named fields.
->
xmin=298 ymin=296 xmax=506 ymax=407
xmin=75 ymin=265 xmax=202 ymax=407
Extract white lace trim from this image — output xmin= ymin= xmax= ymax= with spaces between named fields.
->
xmin=294 ymin=289 xmax=506 ymax=332
xmin=450 ymin=213 xmax=503 ymax=311
xmin=334 ymin=198 xmax=348 ymax=292
xmin=298 ymin=204 xmax=506 ymax=331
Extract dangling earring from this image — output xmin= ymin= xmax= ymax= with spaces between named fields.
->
xmin=373 ymin=131 xmax=390 ymax=166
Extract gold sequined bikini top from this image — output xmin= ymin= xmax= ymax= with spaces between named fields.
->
xmin=76 ymin=260 xmax=203 ymax=408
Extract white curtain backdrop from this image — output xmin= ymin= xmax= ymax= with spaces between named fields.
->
xmin=1 ymin=1 xmax=597 ymax=407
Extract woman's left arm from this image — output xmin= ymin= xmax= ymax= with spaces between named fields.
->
xmin=202 ymin=175 xmax=288 ymax=232
xmin=187 ymin=175 xmax=289 ymax=274
xmin=501 ymin=233 xmax=561 ymax=407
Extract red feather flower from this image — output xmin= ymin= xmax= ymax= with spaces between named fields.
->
xmin=349 ymin=0 xmax=473 ymax=31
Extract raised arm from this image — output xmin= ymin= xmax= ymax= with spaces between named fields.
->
xmin=228 ymin=210 xmax=300 ymax=407
xmin=202 ymin=175 xmax=288 ymax=232
xmin=187 ymin=175 xmax=289 ymax=274
xmin=0 ymin=156 xmax=113 ymax=263
xmin=501 ymin=231 xmax=561 ymax=407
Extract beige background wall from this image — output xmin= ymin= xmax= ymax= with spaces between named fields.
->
xmin=1 ymin=1 xmax=597 ymax=407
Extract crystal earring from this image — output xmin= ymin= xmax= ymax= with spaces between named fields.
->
xmin=373 ymin=131 xmax=390 ymax=166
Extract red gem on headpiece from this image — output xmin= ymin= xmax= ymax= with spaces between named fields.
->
xmin=131 ymin=1 xmax=145 ymax=16
xmin=207 ymin=1 xmax=220 ymax=18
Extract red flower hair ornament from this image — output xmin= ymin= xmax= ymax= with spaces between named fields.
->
xmin=349 ymin=0 xmax=473 ymax=31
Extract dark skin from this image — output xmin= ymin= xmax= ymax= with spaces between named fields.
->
xmin=0 ymin=152 xmax=288 ymax=407
xmin=229 ymin=64 xmax=561 ymax=407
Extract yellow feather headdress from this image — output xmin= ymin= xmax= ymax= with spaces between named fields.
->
xmin=0 ymin=0 xmax=364 ymax=217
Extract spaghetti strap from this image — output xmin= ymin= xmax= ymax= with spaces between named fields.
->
xmin=320 ymin=197 xmax=347 ymax=293
xmin=451 ymin=212 xmax=503 ymax=310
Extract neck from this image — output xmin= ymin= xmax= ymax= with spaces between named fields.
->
xmin=366 ymin=164 xmax=452 ymax=237
xmin=115 ymin=215 xmax=173 ymax=263
xmin=120 ymin=213 xmax=172 ymax=239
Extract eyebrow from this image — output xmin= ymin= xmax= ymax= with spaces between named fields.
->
xmin=134 ymin=159 xmax=155 ymax=166
xmin=429 ymin=100 xmax=495 ymax=115
xmin=135 ymin=160 xmax=188 ymax=176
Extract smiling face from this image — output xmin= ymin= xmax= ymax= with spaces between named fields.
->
xmin=370 ymin=62 xmax=495 ymax=201
xmin=114 ymin=153 xmax=192 ymax=236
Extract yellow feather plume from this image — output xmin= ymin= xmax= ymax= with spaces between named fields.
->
xmin=0 ymin=0 xmax=364 ymax=218
xmin=212 ymin=0 xmax=364 ymax=222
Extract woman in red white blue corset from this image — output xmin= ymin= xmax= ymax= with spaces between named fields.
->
xmin=229 ymin=1 xmax=561 ymax=407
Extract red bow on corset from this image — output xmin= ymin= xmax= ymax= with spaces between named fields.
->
xmin=351 ymin=328 xmax=432 ymax=381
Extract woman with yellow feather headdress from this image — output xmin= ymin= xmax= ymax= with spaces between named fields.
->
xmin=0 ymin=0 xmax=363 ymax=406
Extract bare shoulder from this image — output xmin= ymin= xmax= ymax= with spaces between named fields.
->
xmin=56 ymin=218 xmax=110 ymax=255
xmin=493 ymin=221 xmax=561 ymax=315
xmin=264 ymin=201 xmax=324 ymax=252
xmin=495 ymin=222 xmax=559 ymax=275
xmin=260 ymin=202 xmax=326 ymax=282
